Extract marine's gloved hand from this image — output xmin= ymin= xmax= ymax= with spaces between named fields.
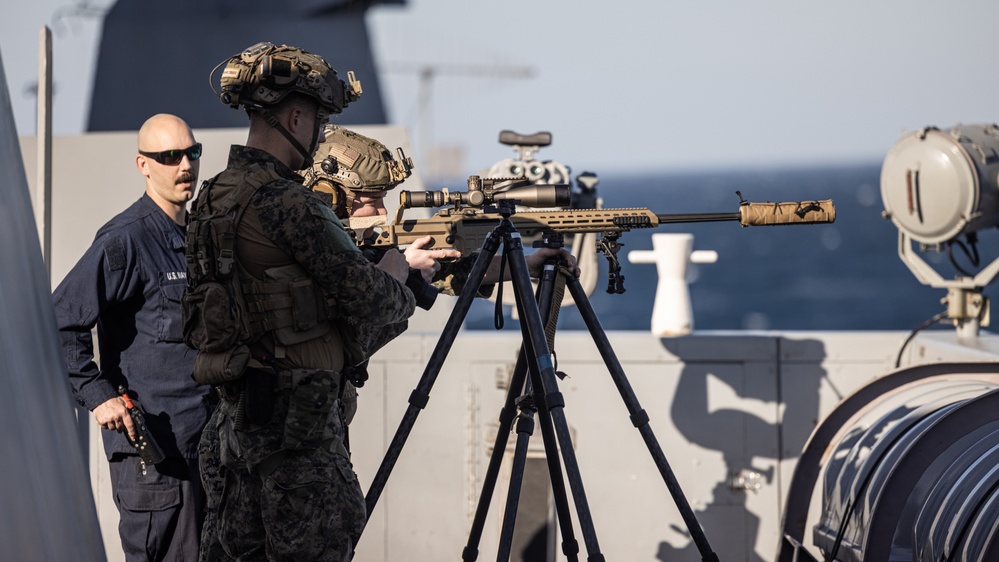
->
xmin=403 ymin=235 xmax=461 ymax=283
xmin=93 ymin=396 xmax=137 ymax=441
xmin=526 ymin=247 xmax=580 ymax=278
xmin=483 ymin=247 xmax=581 ymax=285
xmin=405 ymin=269 xmax=439 ymax=310
xmin=375 ymin=248 xmax=410 ymax=284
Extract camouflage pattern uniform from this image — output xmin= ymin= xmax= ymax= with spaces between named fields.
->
xmin=198 ymin=416 xmax=226 ymax=562
xmin=194 ymin=145 xmax=415 ymax=562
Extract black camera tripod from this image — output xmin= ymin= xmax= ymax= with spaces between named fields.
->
xmin=359 ymin=203 xmax=719 ymax=562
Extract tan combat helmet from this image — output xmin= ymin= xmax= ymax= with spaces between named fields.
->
xmin=303 ymin=125 xmax=414 ymax=218
xmin=212 ymin=42 xmax=363 ymax=167
xmin=214 ymin=42 xmax=361 ymax=114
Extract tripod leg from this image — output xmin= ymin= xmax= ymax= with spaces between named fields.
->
xmin=495 ymin=261 xmax=580 ymax=562
xmin=360 ymin=228 xmax=502 ymax=539
xmin=564 ymin=275 xmax=720 ymax=562
xmin=462 ymin=348 xmax=531 ymax=562
xmin=503 ymin=230 xmax=604 ymax=561
xmin=496 ymin=389 xmax=539 ymax=561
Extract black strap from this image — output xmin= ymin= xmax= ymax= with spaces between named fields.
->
xmin=253 ymin=105 xmax=316 ymax=169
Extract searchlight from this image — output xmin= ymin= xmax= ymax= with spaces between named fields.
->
xmin=881 ymin=123 xmax=999 ymax=338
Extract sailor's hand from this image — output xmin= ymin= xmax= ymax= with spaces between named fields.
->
xmin=404 ymin=236 xmax=461 ymax=282
xmin=93 ymin=397 xmax=137 ymax=441
xmin=375 ymin=248 xmax=411 ymax=284
xmin=526 ymin=248 xmax=580 ymax=278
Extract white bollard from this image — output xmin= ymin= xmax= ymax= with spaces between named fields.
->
xmin=627 ymin=233 xmax=717 ymax=336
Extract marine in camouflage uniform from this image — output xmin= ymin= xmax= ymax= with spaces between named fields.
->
xmin=303 ymin=124 xmax=491 ymax=300
xmin=187 ymin=43 xmax=414 ymax=562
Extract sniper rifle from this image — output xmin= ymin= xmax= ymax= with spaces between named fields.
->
xmin=346 ymin=175 xmax=836 ymax=293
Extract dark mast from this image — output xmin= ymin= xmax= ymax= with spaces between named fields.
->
xmin=87 ymin=0 xmax=400 ymax=131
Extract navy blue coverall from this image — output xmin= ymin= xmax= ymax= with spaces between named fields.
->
xmin=53 ymin=193 xmax=212 ymax=561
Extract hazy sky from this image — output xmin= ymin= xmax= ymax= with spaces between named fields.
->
xmin=3 ymin=0 xmax=999 ymax=174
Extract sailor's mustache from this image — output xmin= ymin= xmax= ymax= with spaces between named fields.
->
xmin=177 ymin=172 xmax=195 ymax=184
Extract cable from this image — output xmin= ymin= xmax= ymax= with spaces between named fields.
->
xmin=948 ymin=234 xmax=980 ymax=277
xmin=894 ymin=310 xmax=949 ymax=368
xmin=493 ymin=247 xmax=508 ymax=330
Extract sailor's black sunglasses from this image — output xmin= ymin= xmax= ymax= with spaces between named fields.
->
xmin=139 ymin=143 xmax=203 ymax=165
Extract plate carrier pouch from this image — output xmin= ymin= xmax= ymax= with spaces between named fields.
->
xmin=183 ymin=167 xmax=276 ymax=353
xmin=184 ymin=165 xmax=288 ymax=387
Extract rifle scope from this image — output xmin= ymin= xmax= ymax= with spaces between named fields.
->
xmin=401 ymin=184 xmax=571 ymax=210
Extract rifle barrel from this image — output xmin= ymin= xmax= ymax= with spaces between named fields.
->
xmin=656 ymin=212 xmax=742 ymax=224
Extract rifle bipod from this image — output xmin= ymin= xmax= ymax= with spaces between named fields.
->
xmin=355 ymin=205 xmax=720 ymax=562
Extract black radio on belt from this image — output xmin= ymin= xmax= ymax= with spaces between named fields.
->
xmin=118 ymin=386 xmax=166 ymax=465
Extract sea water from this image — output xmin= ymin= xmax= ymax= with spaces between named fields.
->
xmin=464 ymin=162 xmax=999 ymax=332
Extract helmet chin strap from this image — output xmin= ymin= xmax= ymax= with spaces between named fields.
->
xmin=254 ymin=105 xmax=316 ymax=169
xmin=305 ymin=118 xmax=324 ymax=169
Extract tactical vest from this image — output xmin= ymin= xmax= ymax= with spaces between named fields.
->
xmin=183 ymin=163 xmax=356 ymax=386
